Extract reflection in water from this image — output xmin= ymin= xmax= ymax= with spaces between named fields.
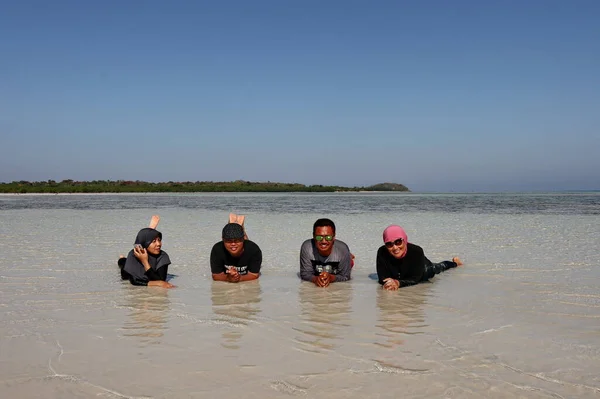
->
xmin=375 ymin=287 xmax=428 ymax=349
xmin=211 ymin=281 xmax=262 ymax=349
xmin=294 ymin=283 xmax=353 ymax=353
xmin=121 ymin=288 xmax=170 ymax=346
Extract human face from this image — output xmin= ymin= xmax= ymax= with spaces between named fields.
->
xmin=314 ymin=226 xmax=335 ymax=256
xmin=146 ymin=236 xmax=162 ymax=255
xmin=385 ymin=238 xmax=406 ymax=259
xmin=223 ymin=238 xmax=244 ymax=257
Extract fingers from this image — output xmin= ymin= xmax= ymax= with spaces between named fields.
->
xmin=316 ymin=272 xmax=331 ymax=287
xmin=383 ymin=279 xmax=399 ymax=290
xmin=226 ymin=268 xmax=241 ymax=282
xmin=133 ymin=246 xmax=148 ymax=262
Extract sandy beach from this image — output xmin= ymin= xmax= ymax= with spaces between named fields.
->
xmin=1 ymin=193 xmax=599 ymax=398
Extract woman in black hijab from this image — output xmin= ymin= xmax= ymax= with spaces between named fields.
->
xmin=118 ymin=227 xmax=174 ymax=288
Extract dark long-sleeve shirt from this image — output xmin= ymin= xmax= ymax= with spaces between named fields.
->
xmin=376 ymin=243 xmax=428 ymax=288
xmin=129 ymin=266 xmax=167 ymax=286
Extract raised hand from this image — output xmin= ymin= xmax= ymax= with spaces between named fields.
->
xmin=133 ymin=245 xmax=149 ymax=264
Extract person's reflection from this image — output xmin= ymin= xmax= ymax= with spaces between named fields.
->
xmin=294 ymin=283 xmax=352 ymax=353
xmin=121 ymin=288 xmax=170 ymax=346
xmin=375 ymin=286 xmax=428 ymax=349
xmin=211 ymin=281 xmax=262 ymax=349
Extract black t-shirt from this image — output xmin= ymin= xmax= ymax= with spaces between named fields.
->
xmin=210 ymin=240 xmax=262 ymax=275
xmin=376 ymin=243 xmax=429 ymax=287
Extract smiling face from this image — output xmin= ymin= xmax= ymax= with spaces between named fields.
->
xmin=385 ymin=238 xmax=406 ymax=259
xmin=314 ymin=226 xmax=335 ymax=256
xmin=223 ymin=238 xmax=244 ymax=257
xmin=146 ymin=236 xmax=162 ymax=255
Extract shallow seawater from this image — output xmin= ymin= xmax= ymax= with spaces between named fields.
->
xmin=1 ymin=193 xmax=599 ymax=398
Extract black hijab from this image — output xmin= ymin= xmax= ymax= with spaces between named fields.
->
xmin=123 ymin=228 xmax=171 ymax=282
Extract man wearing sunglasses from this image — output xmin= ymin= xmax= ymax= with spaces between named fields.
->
xmin=300 ymin=218 xmax=352 ymax=287
xmin=376 ymin=225 xmax=462 ymax=290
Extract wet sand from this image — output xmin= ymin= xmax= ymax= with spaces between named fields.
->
xmin=1 ymin=200 xmax=599 ymax=398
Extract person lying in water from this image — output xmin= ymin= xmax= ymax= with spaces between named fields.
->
xmin=118 ymin=215 xmax=175 ymax=288
xmin=300 ymin=218 xmax=353 ymax=287
xmin=376 ymin=225 xmax=462 ymax=290
xmin=211 ymin=214 xmax=262 ymax=283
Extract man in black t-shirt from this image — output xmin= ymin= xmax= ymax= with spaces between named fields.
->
xmin=211 ymin=222 xmax=262 ymax=283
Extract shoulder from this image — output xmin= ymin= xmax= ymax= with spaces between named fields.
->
xmin=407 ymin=243 xmax=424 ymax=255
xmin=210 ymin=241 xmax=225 ymax=253
xmin=300 ymin=239 xmax=313 ymax=250
xmin=244 ymin=240 xmax=262 ymax=253
xmin=376 ymin=245 xmax=394 ymax=262
xmin=125 ymin=249 xmax=139 ymax=265
xmin=333 ymin=240 xmax=351 ymax=255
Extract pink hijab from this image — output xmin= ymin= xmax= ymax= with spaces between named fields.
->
xmin=382 ymin=225 xmax=408 ymax=259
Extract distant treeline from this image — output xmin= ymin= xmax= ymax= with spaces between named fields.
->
xmin=0 ymin=180 xmax=410 ymax=193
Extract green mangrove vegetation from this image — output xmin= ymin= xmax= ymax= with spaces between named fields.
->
xmin=0 ymin=180 xmax=410 ymax=194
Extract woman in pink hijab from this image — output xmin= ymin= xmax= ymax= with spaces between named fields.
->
xmin=376 ymin=225 xmax=463 ymax=290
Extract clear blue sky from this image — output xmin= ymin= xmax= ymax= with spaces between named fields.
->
xmin=1 ymin=0 xmax=599 ymax=192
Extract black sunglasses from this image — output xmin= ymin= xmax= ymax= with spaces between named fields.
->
xmin=384 ymin=238 xmax=404 ymax=248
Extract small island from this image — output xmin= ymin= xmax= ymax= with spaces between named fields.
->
xmin=363 ymin=183 xmax=409 ymax=192
xmin=0 ymin=180 xmax=411 ymax=194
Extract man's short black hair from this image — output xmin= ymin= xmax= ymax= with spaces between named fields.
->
xmin=313 ymin=218 xmax=336 ymax=235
